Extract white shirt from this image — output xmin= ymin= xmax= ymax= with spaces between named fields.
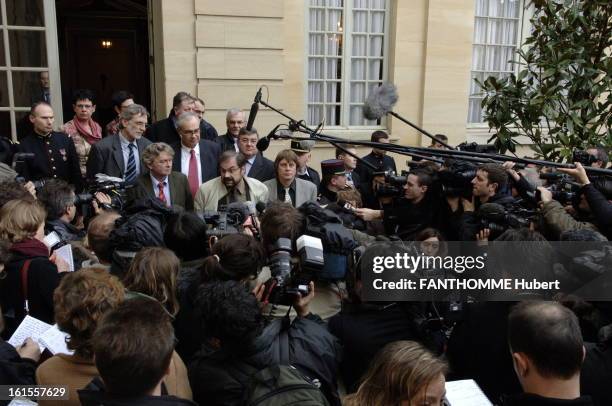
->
xmin=180 ymin=143 xmax=202 ymax=186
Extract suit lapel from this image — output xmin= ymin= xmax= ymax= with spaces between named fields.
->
xmin=111 ymin=136 xmax=125 ymax=175
xmin=198 ymin=142 xmax=207 ymax=180
xmin=142 ymin=174 xmax=154 ymax=198
xmin=169 ymin=172 xmax=180 ymax=207
xmin=172 ymin=145 xmax=181 ymax=172
xmin=249 ymin=155 xmax=262 ymax=178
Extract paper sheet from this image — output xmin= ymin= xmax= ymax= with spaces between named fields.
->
xmin=38 ymin=324 xmax=73 ymax=355
xmin=8 ymin=315 xmax=51 ymax=353
xmin=445 ymin=379 xmax=493 ymax=406
xmin=55 ymin=244 xmax=74 ymax=273
xmin=8 ymin=399 xmax=38 ymax=406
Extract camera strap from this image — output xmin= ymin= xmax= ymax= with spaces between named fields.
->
xmin=279 ymin=313 xmax=291 ymax=365
xmin=20 ymin=259 xmax=32 ymax=314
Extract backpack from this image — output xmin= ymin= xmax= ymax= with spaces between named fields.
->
xmin=244 ymin=364 xmax=330 ymax=406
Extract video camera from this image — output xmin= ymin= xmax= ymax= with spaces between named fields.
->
xmin=199 ymin=201 xmax=260 ymax=239
xmin=262 ymin=235 xmax=324 ymax=306
xmin=75 ymin=175 xmax=131 ymax=211
xmin=572 ymin=150 xmax=598 ymax=167
xmin=534 ymin=172 xmax=581 ymax=206
xmin=373 ymin=170 xmax=408 ymax=198
xmin=438 ymin=161 xmax=477 ymax=199
xmin=12 ymin=153 xmax=47 ymax=190
xmin=457 ymin=142 xmax=498 ymax=154
xmin=477 ymin=202 xmax=536 ymax=239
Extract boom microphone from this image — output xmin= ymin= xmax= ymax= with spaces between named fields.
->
xmin=363 ymin=83 xmax=399 ymax=120
xmin=256 ymin=124 xmax=282 ymax=152
xmin=246 ymin=87 xmax=262 ymax=131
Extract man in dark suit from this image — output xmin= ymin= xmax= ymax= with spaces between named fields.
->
xmin=355 ymin=130 xmax=397 ymax=209
xmin=128 ymin=142 xmax=193 ymax=211
xmin=145 ymin=92 xmax=193 ymax=146
xmin=192 ymin=96 xmax=218 ymax=142
xmin=145 ymin=92 xmax=219 ymax=146
xmin=292 ymin=140 xmax=321 ymax=190
xmin=86 ymin=104 xmax=151 ymax=182
xmin=336 ymin=145 xmax=362 ymax=192
xmin=215 ymin=108 xmax=244 ymax=152
xmin=18 ymin=102 xmax=83 ymax=190
xmin=171 ymin=112 xmax=220 ymax=197
xmin=237 ymin=127 xmax=274 ymax=182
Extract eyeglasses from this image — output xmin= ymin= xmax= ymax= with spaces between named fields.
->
xmin=220 ymin=166 xmax=241 ymax=175
xmin=181 ymin=129 xmax=200 ymax=136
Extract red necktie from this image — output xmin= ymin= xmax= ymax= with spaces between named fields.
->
xmin=158 ymin=182 xmax=167 ymax=205
xmin=188 ymin=149 xmax=199 ymax=196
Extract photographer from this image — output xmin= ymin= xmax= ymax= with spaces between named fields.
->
xmin=257 ymin=202 xmax=349 ymax=320
xmin=37 ymin=179 xmax=85 ymax=242
xmin=355 ymin=169 xmax=441 ymax=240
xmin=558 ymin=162 xmax=612 ymax=240
xmin=457 ymin=163 xmax=514 ymax=241
xmin=537 ymin=185 xmax=599 ymax=241
xmin=188 ymin=280 xmax=340 ymax=406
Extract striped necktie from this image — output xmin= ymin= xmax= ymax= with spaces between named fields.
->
xmin=125 ymin=143 xmax=137 ymax=183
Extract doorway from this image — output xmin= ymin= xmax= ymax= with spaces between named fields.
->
xmin=55 ymin=0 xmax=150 ymax=129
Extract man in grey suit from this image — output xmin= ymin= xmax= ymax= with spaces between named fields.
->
xmin=238 ymin=127 xmax=274 ymax=182
xmin=86 ymin=104 xmax=151 ymax=182
xmin=170 ymin=112 xmax=220 ymax=197
xmin=128 ymin=142 xmax=193 ymax=211
xmin=264 ymin=149 xmax=317 ymax=208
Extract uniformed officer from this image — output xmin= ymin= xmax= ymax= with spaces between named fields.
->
xmin=18 ymin=102 xmax=83 ymax=191
xmin=318 ymin=159 xmax=349 ymax=206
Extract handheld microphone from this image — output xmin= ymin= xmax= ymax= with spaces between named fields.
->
xmin=256 ymin=124 xmax=282 ymax=152
xmin=246 ymin=87 xmax=262 ymax=131
xmin=255 ymin=201 xmax=267 ymax=216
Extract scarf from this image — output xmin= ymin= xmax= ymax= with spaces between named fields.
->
xmin=10 ymin=238 xmax=49 ymax=258
xmin=72 ymin=116 xmax=102 ymax=145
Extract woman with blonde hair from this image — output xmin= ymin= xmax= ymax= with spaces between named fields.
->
xmin=0 ymin=199 xmax=68 ymax=336
xmin=344 ymin=340 xmax=448 ymax=406
xmin=123 ymin=247 xmax=180 ymax=317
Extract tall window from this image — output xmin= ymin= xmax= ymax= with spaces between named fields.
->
xmin=0 ymin=0 xmax=61 ymax=141
xmin=307 ymin=0 xmax=388 ymax=128
xmin=467 ymin=0 xmax=525 ymax=124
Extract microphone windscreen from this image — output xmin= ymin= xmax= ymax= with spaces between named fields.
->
xmin=363 ymin=83 xmax=398 ymax=120
xmin=244 ymin=201 xmax=257 ymax=215
xmin=256 ymin=137 xmax=270 ymax=152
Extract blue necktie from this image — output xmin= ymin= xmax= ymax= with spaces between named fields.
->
xmin=125 ymin=143 xmax=137 ymax=183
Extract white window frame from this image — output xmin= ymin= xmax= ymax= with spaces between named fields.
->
xmin=304 ymin=0 xmax=390 ymax=135
xmin=466 ymin=0 xmax=533 ymax=131
xmin=0 ymin=0 xmax=62 ymax=142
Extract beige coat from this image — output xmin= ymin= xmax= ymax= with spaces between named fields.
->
xmin=194 ymin=176 xmax=269 ymax=211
